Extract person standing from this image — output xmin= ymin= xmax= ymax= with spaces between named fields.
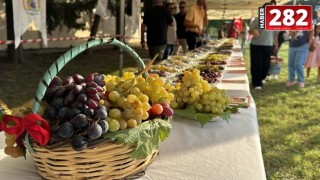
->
xmin=249 ymin=2 xmax=277 ymax=90
xmin=173 ymin=0 xmax=188 ymax=55
xmin=184 ymin=0 xmax=208 ymax=51
xmin=287 ymin=30 xmax=313 ymax=88
xmin=141 ymin=0 xmax=173 ymax=63
xmin=305 ymin=23 xmax=320 ymax=78
xmin=218 ymin=22 xmax=226 ymax=39
xmin=163 ymin=3 xmax=178 ymax=60
xmin=240 ymin=21 xmax=249 ymax=54
xmin=227 ymin=20 xmax=239 ymax=39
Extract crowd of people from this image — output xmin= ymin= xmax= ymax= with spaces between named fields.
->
xmin=141 ymin=0 xmax=209 ymax=62
xmin=141 ymin=0 xmax=319 ymax=90
xmin=248 ymin=1 xmax=317 ymax=90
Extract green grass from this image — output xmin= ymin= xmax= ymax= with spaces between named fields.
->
xmin=1 ymin=42 xmax=320 ymax=179
xmin=0 ymin=46 xmax=149 ymax=110
xmin=244 ymin=42 xmax=320 ymax=180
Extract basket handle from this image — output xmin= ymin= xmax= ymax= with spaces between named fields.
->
xmin=31 ymin=38 xmax=146 ymax=114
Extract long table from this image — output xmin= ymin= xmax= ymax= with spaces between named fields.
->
xmin=138 ymin=48 xmax=266 ymax=180
xmin=0 ymin=44 xmax=266 ymax=180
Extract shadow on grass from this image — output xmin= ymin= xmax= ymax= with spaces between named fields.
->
xmin=0 ymin=46 xmax=149 ymax=110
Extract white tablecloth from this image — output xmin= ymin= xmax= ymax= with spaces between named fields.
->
xmin=0 ymin=44 xmax=266 ymax=180
xmin=141 ymin=105 xmax=265 ymax=180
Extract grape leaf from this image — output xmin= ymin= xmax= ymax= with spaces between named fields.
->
xmin=174 ymin=104 xmax=243 ymax=127
xmin=174 ymin=105 xmax=216 ymax=127
xmin=195 ymin=113 xmax=216 ymax=128
xmin=158 ymin=119 xmax=171 ymax=141
xmin=173 ymin=105 xmax=196 ymax=120
xmin=103 ymin=119 xmax=171 ymax=159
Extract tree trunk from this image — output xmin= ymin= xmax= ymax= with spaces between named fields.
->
xmin=116 ymin=4 xmax=121 ymax=42
xmin=5 ymin=0 xmax=22 ymax=63
xmin=89 ymin=14 xmax=101 ymax=40
xmin=87 ymin=14 xmax=101 ymax=55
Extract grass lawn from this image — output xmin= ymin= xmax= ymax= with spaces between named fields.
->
xmin=244 ymin=42 xmax=320 ymax=180
xmin=1 ymin=42 xmax=320 ymax=179
xmin=0 ymin=46 xmax=149 ymax=111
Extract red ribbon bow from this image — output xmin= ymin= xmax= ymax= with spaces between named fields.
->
xmin=0 ymin=114 xmax=50 ymax=146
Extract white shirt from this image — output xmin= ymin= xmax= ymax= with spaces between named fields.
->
xmin=167 ymin=17 xmax=177 ymax=45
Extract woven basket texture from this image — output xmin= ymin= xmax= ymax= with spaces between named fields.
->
xmin=26 ymin=38 xmax=156 ymax=180
xmin=30 ymin=140 xmax=158 ymax=180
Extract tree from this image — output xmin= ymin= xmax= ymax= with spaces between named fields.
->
xmin=47 ymin=0 xmax=98 ymax=34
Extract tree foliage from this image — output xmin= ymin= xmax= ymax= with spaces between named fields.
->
xmin=46 ymin=0 xmax=134 ymax=34
xmin=47 ymin=0 xmax=98 ymax=34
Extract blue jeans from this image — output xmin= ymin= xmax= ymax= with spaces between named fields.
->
xmin=163 ymin=44 xmax=174 ymax=60
xmin=288 ymin=43 xmax=309 ymax=83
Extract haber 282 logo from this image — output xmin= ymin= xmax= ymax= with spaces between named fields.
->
xmin=259 ymin=5 xmax=312 ymax=31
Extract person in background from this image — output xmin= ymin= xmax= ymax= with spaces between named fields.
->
xmin=266 ymin=31 xmax=288 ymax=80
xmin=173 ymin=0 xmax=188 ymax=55
xmin=305 ymin=23 xmax=320 ymax=78
xmin=316 ymin=10 xmax=320 ymax=23
xmin=163 ymin=3 xmax=178 ymax=60
xmin=227 ymin=20 xmax=239 ymax=39
xmin=201 ymin=30 xmax=210 ymax=45
xmin=287 ymin=30 xmax=313 ymax=88
xmin=240 ymin=20 xmax=249 ymax=53
xmin=184 ymin=0 xmax=208 ymax=51
xmin=218 ymin=22 xmax=226 ymax=39
xmin=141 ymin=0 xmax=173 ymax=63
xmin=248 ymin=2 xmax=277 ymax=90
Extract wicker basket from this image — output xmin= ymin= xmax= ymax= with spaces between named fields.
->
xmin=27 ymin=38 xmax=158 ymax=180
xmin=30 ymin=141 xmax=158 ymax=180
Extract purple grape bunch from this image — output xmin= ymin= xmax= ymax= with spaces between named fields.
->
xmin=42 ymin=73 xmax=109 ymax=151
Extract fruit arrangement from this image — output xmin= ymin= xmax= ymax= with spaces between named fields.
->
xmin=40 ymin=72 xmax=173 ymax=152
xmin=3 ymin=133 xmax=24 ymax=158
xmin=150 ymin=64 xmax=180 ymax=73
xmin=103 ymin=72 xmax=175 ymax=122
xmin=0 ymin=72 xmax=173 ymax=159
xmin=201 ymin=53 xmax=230 ymax=62
xmin=170 ymin=69 xmax=237 ymax=126
xmin=0 ymin=38 xmax=175 ymax=180
xmin=147 ymin=69 xmax=166 ymax=77
xmin=40 ymin=73 xmax=113 ymax=151
xmin=175 ymin=66 xmax=223 ymax=84
xmin=169 ymin=55 xmax=191 ymax=62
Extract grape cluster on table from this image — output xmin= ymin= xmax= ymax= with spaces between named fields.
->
xmin=43 ymin=73 xmax=109 ymax=151
xmin=176 ymin=67 xmax=222 ymax=84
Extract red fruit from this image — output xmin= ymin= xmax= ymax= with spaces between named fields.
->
xmin=149 ymin=104 xmax=163 ymax=116
xmin=86 ymin=87 xmax=98 ymax=95
xmin=160 ymin=102 xmax=169 ymax=107
xmin=86 ymin=74 xmax=95 ymax=82
xmin=96 ymin=86 xmax=104 ymax=92
xmin=86 ymin=99 xmax=97 ymax=109
xmin=86 ymin=81 xmax=98 ymax=88
xmin=161 ymin=106 xmax=174 ymax=117
xmin=73 ymin=74 xmax=84 ymax=84
xmin=104 ymin=91 xmax=110 ymax=100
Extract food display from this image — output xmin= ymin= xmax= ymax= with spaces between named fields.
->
xmin=175 ymin=65 xmax=223 ymax=84
xmin=170 ymin=69 xmax=238 ymax=126
xmin=0 ymin=37 xmax=247 ymax=179
xmin=0 ymin=39 xmax=176 ymax=180
xmin=150 ymin=64 xmax=180 ymax=73
xmin=200 ymin=53 xmax=230 ymax=62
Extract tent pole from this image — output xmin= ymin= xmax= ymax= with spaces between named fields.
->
xmin=119 ymin=0 xmax=125 ymax=77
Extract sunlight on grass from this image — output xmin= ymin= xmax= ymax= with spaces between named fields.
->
xmin=244 ymin=42 xmax=320 ymax=179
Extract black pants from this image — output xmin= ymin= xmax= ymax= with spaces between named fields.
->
xmin=186 ymin=31 xmax=200 ymax=51
xmin=250 ymin=44 xmax=273 ymax=87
